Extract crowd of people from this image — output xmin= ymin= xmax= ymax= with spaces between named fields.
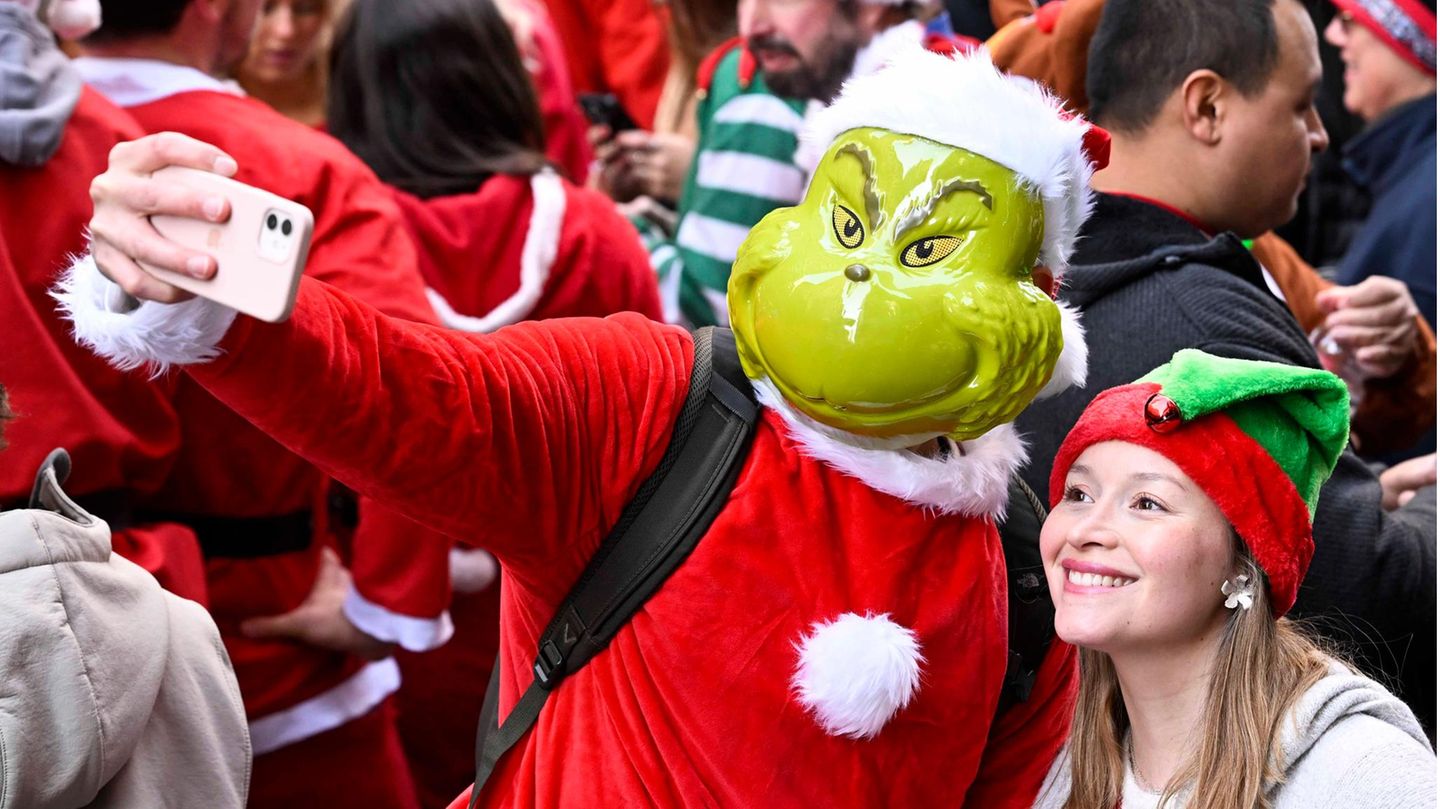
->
xmin=1 ymin=0 xmax=1436 ymax=807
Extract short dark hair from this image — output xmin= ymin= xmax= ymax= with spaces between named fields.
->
xmin=87 ymin=0 xmax=188 ymax=43
xmin=327 ymin=0 xmax=548 ymax=199
xmin=1086 ymin=0 xmax=1282 ymax=132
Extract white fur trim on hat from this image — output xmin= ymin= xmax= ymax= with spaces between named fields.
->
xmin=792 ymin=612 xmax=924 ymax=739
xmin=424 ymin=168 xmax=565 ymax=332
xmin=1035 ymin=301 xmax=1087 ymax=399
xmin=802 ymin=48 xmax=1096 ymax=276
xmin=51 ymin=252 xmax=237 ymax=376
xmin=755 ymin=378 xmax=1027 ymax=518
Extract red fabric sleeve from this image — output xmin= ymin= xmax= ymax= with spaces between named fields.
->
xmin=349 ymin=495 xmax=454 ymax=622
xmin=189 ymin=278 xmax=691 ymax=592
xmin=962 ymin=639 xmax=1078 ymax=808
xmin=109 ymin=522 xmax=210 ymax=606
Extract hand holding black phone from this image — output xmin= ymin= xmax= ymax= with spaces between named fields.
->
xmin=579 ymin=92 xmax=638 ymax=135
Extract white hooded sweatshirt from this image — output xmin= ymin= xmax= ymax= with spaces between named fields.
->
xmin=0 ymin=452 xmax=250 ymax=808
xmin=1034 ymin=660 xmax=1436 ymax=808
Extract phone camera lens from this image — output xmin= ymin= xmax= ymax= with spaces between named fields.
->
xmin=281 ymin=219 xmax=293 ymax=236
xmin=266 ymin=214 xmax=278 ymax=230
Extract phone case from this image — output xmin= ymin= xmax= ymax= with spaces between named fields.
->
xmin=138 ymin=166 xmax=315 ymax=323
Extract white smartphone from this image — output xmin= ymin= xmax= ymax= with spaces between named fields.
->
xmin=138 ymin=166 xmax=314 ymax=323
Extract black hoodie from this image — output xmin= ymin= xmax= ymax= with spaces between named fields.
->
xmin=1016 ymin=193 xmax=1438 ymax=736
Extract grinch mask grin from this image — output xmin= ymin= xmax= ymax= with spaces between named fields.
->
xmin=729 ymin=126 xmax=1063 ymax=442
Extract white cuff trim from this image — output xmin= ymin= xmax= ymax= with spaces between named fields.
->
xmin=342 ymin=585 xmax=455 ymax=653
xmin=51 ymin=252 xmax=237 ymax=375
xmin=755 ymin=379 xmax=1027 ymax=518
xmin=248 ymin=658 xmax=400 ymax=755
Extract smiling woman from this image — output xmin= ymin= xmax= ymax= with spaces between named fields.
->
xmin=1033 ymin=350 xmax=1436 ymax=809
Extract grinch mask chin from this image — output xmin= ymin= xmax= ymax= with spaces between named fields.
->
xmin=729 ymin=128 xmax=1062 ymax=442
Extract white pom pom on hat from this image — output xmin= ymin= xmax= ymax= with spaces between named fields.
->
xmin=8 ymin=0 xmax=102 ymax=40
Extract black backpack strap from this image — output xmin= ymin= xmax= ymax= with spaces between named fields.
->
xmin=469 ymin=327 xmax=758 ymax=804
xmin=994 ymin=473 xmax=1055 ymax=718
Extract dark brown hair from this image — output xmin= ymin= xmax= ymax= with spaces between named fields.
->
xmin=666 ymin=0 xmax=738 ymax=85
xmin=326 ymin=0 xmax=548 ymax=199
xmin=1086 ymin=0 xmax=1282 ymax=132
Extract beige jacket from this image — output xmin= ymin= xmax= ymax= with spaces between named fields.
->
xmin=0 ymin=452 xmax=249 ymax=808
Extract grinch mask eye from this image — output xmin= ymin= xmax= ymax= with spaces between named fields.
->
xmin=832 ymin=205 xmax=864 ymax=249
xmin=899 ymin=235 xmax=963 ymax=268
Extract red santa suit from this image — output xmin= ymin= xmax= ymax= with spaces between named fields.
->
xmin=388 ymin=169 xmax=662 ymax=805
xmin=72 ymin=57 xmax=454 ymax=809
xmin=540 ymin=0 xmax=670 ymax=129
xmin=1 ymin=87 xmax=207 ymax=604
xmin=60 ymin=276 xmax=1078 ymax=809
xmin=506 ymin=0 xmax=593 ymax=183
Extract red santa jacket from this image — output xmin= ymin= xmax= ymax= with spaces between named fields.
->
xmin=68 ymin=273 xmax=1077 ymax=807
xmin=0 ymin=88 xmax=208 ymax=604
xmin=392 ymin=171 xmax=662 ymax=328
xmin=74 ymin=57 xmax=454 ymax=753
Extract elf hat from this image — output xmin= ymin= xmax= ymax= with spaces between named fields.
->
xmin=802 ymin=48 xmax=1110 ymax=279
xmin=1330 ymin=0 xmax=1437 ymax=75
xmin=1049 ymin=350 xmax=1351 ymax=617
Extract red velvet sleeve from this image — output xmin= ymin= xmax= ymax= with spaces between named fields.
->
xmin=188 ymin=277 xmax=692 ymax=593
xmin=962 ymin=639 xmax=1078 ymax=808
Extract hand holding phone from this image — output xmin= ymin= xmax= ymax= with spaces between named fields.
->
xmin=578 ymin=92 xmax=638 ymax=135
xmin=137 ymin=167 xmax=314 ymax=322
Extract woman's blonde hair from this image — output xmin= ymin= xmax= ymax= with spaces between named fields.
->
xmin=1062 ymin=539 xmax=1332 ymax=809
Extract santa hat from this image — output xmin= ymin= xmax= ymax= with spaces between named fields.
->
xmin=1330 ymin=0 xmax=1437 ymax=74
xmin=6 ymin=0 xmax=101 ymax=40
xmin=1049 ymin=350 xmax=1351 ymax=617
xmin=801 ymin=47 xmax=1107 ymax=396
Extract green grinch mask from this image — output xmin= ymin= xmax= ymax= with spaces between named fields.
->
xmin=728 ymin=127 xmax=1064 ymax=441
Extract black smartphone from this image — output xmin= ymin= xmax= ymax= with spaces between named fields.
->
xmin=578 ymin=92 xmax=639 ymax=134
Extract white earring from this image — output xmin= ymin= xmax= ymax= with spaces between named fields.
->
xmin=1221 ymin=574 xmax=1254 ymax=610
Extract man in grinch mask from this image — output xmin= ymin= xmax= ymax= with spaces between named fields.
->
xmin=59 ymin=50 xmax=1101 ymax=808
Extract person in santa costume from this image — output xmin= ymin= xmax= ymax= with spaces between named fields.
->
xmin=0 ymin=0 xmax=213 ymax=602
xmin=68 ymin=2 xmax=459 ymax=806
xmin=325 ymin=0 xmax=661 ymax=801
xmin=1034 ymin=350 xmax=1435 ymax=808
xmin=62 ymin=48 xmax=1101 ymax=807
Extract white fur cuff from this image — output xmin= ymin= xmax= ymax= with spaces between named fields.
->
xmin=51 ymin=252 xmax=237 ymax=376
xmin=341 ymin=585 xmax=455 ymax=653
xmin=792 ymin=612 xmax=924 ymax=739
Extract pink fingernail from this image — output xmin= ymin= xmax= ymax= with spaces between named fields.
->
xmin=214 ymin=155 xmax=238 ymax=175
xmin=187 ymin=256 xmax=210 ymax=277
xmin=204 ymin=197 xmax=225 ymax=220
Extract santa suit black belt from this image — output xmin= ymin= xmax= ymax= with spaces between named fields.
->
xmin=2 ymin=489 xmax=315 ymax=559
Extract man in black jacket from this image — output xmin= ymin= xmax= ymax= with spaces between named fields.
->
xmin=1017 ymin=0 xmax=1438 ymax=733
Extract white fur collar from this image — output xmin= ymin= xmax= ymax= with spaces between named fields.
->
xmin=755 ymin=378 xmax=1025 ymax=518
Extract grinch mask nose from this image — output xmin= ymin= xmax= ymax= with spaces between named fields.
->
xmin=844 ymin=264 xmax=871 ymax=283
